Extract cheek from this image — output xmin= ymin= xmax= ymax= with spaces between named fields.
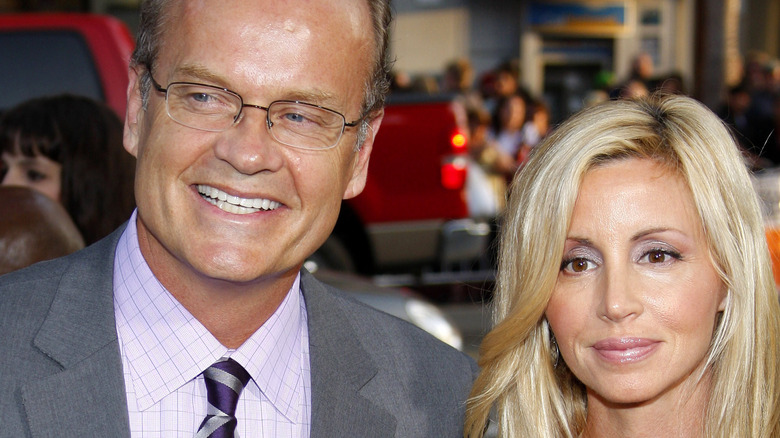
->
xmin=293 ymin=150 xmax=354 ymax=197
xmin=652 ymin=280 xmax=724 ymax=341
xmin=545 ymin=288 xmax=586 ymax=346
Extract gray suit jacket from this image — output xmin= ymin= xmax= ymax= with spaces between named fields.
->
xmin=0 ymin=227 xmax=477 ymax=437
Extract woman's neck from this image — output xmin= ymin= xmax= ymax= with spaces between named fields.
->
xmin=581 ymin=371 xmax=712 ymax=438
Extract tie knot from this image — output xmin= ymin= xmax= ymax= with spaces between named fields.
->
xmin=203 ymin=358 xmax=251 ymax=417
xmin=196 ymin=358 xmax=251 ymax=437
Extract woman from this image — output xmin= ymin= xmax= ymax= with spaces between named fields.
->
xmin=466 ymin=94 xmax=780 ymax=437
xmin=490 ymin=93 xmax=526 ymax=161
xmin=0 ymin=94 xmax=135 ymax=245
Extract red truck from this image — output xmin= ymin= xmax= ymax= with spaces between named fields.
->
xmin=0 ymin=13 xmax=134 ymax=118
xmin=1 ymin=13 xmax=493 ymax=281
xmin=317 ymin=93 xmax=493 ymax=277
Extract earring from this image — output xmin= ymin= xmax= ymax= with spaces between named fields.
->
xmin=550 ymin=331 xmax=560 ymax=369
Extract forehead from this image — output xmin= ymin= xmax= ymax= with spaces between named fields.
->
xmin=156 ymin=0 xmax=374 ymax=105
xmin=575 ymin=158 xmax=699 ymax=228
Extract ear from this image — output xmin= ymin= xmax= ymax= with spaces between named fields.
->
xmin=718 ymin=286 xmax=728 ymax=312
xmin=123 ymin=67 xmax=145 ymax=158
xmin=343 ymin=110 xmax=383 ymax=200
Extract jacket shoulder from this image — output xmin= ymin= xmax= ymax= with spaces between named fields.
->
xmin=301 ymin=271 xmax=477 ymax=437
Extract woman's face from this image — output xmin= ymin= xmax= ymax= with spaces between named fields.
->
xmin=546 ymin=158 xmax=725 ymax=409
xmin=500 ymin=96 xmax=525 ymax=131
xmin=1 ymin=148 xmax=62 ymax=202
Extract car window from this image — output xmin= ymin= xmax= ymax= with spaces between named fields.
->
xmin=0 ymin=30 xmax=104 ymax=113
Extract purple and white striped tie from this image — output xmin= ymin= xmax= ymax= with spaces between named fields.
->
xmin=195 ymin=358 xmax=251 ymax=438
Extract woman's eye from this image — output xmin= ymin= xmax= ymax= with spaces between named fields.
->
xmin=561 ymin=257 xmax=593 ymax=273
xmin=640 ymin=249 xmax=681 ymax=264
xmin=26 ymin=169 xmax=47 ymax=182
xmin=647 ymin=250 xmax=667 ymax=263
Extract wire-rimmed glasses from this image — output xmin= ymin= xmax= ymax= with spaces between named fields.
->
xmin=147 ymin=70 xmax=361 ymax=150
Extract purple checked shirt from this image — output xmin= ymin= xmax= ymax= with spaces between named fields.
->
xmin=113 ymin=211 xmax=312 ymax=437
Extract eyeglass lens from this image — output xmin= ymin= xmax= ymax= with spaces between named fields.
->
xmin=164 ymin=83 xmax=346 ymax=150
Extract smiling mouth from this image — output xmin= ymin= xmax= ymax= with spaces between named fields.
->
xmin=197 ymin=184 xmax=282 ymax=214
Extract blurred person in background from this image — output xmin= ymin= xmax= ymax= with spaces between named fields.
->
xmin=518 ymin=98 xmax=551 ymax=165
xmin=490 ymin=93 xmax=527 ymax=166
xmin=613 ymin=78 xmax=650 ymax=99
xmin=0 ymin=94 xmax=135 ymax=244
xmin=482 ymin=60 xmax=523 ymax=114
xmin=629 ymin=52 xmax=654 ymax=89
xmin=389 ymin=69 xmax=413 ymax=93
xmin=0 ymin=186 xmax=84 ymax=275
xmin=650 ymin=72 xmax=686 ymax=95
xmin=609 ymin=52 xmax=653 ymax=100
xmin=442 ymin=58 xmax=475 ymax=95
xmin=466 ymin=95 xmax=780 ymax=437
xmin=465 ymin=103 xmax=513 ymax=216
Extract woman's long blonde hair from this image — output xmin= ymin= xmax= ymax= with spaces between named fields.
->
xmin=465 ymin=95 xmax=780 ymax=437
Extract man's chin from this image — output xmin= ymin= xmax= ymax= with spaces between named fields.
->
xmin=192 ymin=256 xmax=302 ymax=286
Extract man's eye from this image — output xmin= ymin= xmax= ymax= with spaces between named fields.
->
xmin=283 ymin=112 xmax=310 ymax=124
xmin=188 ymin=92 xmax=219 ymax=104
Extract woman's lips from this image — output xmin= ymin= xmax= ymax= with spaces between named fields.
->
xmin=592 ymin=337 xmax=660 ymax=364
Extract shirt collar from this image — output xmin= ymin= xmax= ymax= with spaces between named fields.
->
xmin=114 ymin=210 xmax=307 ymax=421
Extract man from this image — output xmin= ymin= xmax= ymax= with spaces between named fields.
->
xmin=0 ymin=186 xmax=84 ymax=275
xmin=0 ymin=0 xmax=477 ymax=436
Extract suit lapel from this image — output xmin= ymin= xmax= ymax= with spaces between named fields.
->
xmin=21 ymin=230 xmax=131 ymax=437
xmin=301 ymin=271 xmax=396 ymax=438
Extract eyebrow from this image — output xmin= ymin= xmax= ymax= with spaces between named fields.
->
xmin=171 ymin=65 xmax=230 ymax=88
xmin=171 ymin=64 xmax=342 ymax=109
xmin=631 ymin=227 xmax=682 ymax=242
xmin=564 ymin=236 xmax=593 ymax=247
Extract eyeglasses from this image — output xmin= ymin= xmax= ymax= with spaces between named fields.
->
xmin=147 ymin=70 xmax=362 ymax=150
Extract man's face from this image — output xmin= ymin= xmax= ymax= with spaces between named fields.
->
xmin=124 ymin=0 xmax=380 ymax=286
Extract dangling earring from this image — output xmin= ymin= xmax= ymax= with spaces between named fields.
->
xmin=550 ymin=331 xmax=560 ymax=369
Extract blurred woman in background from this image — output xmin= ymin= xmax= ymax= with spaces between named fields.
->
xmin=0 ymin=94 xmax=135 ymax=245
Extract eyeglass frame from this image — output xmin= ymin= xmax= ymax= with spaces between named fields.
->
xmin=144 ymin=67 xmax=364 ymax=151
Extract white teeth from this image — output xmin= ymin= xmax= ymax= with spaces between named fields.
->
xmin=197 ymin=184 xmax=281 ymax=214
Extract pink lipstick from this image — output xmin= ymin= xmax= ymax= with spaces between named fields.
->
xmin=592 ymin=337 xmax=659 ymax=364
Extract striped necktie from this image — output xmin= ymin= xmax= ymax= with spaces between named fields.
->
xmin=195 ymin=358 xmax=251 ymax=438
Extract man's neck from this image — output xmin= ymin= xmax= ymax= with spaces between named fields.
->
xmin=136 ymin=225 xmax=299 ymax=349
xmin=164 ymin=275 xmax=295 ymax=349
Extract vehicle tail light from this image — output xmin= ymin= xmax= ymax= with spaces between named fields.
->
xmin=450 ymin=130 xmax=468 ymax=154
xmin=441 ymin=156 xmax=468 ymax=190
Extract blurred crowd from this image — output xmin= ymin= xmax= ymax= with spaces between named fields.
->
xmin=715 ymin=51 xmax=780 ymax=169
xmin=392 ymin=59 xmax=551 ymax=219
xmin=389 ymin=50 xmax=780 ymax=220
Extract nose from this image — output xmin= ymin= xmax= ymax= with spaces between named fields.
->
xmin=213 ymin=106 xmax=285 ymax=175
xmin=597 ymin=264 xmax=644 ymax=322
xmin=1 ymin=166 xmax=26 ymax=187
